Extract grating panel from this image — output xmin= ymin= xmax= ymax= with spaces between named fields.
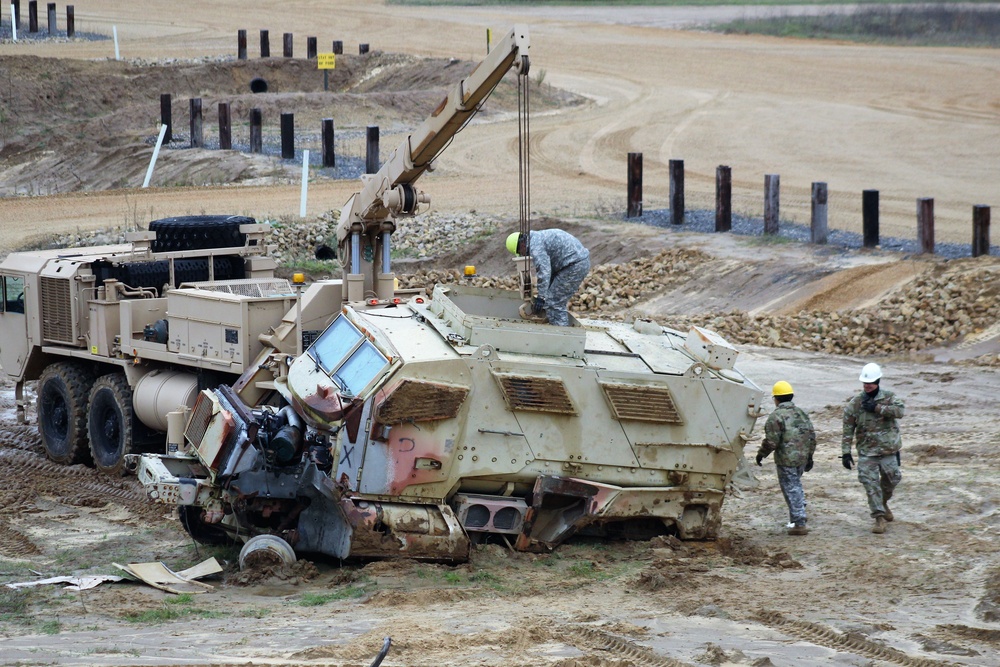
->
xmin=376 ymin=379 xmax=469 ymax=424
xmin=184 ymin=391 xmax=215 ymax=449
xmin=493 ymin=372 xmax=576 ymax=415
xmin=182 ymin=278 xmax=293 ymax=298
xmin=599 ymin=381 xmax=683 ymax=424
xmin=40 ymin=277 xmax=75 ymax=344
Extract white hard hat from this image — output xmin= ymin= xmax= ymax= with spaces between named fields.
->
xmin=859 ymin=362 xmax=882 ymax=383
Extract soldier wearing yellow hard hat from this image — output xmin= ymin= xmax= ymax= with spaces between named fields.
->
xmin=505 ymin=229 xmax=590 ymax=326
xmin=755 ymin=380 xmax=817 ymax=536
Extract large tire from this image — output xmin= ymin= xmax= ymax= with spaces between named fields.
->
xmin=149 ymin=215 xmax=252 ymax=253
xmin=178 ymin=506 xmax=237 ymax=546
xmin=37 ymin=362 xmax=94 ymax=465
xmin=87 ymin=373 xmax=136 ymax=476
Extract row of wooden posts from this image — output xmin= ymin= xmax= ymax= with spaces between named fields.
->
xmin=236 ymin=30 xmax=370 ymax=60
xmin=626 ymin=154 xmax=992 ymax=257
xmin=160 ymin=94 xmax=383 ymax=174
xmin=2 ymin=1 xmax=76 ymax=36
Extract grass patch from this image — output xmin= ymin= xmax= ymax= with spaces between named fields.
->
xmin=712 ymin=4 xmax=1000 ymax=47
xmin=122 ymin=595 xmax=226 ymax=624
xmin=38 ymin=619 xmax=62 ymax=635
xmin=296 ymin=585 xmax=371 ymax=606
xmin=0 ymin=588 xmax=30 ymax=623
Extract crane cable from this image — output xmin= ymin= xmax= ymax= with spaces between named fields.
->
xmin=517 ymin=57 xmax=531 ymax=255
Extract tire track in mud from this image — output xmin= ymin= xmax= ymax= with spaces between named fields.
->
xmin=561 ymin=626 xmax=697 ymax=667
xmin=0 ymin=520 xmax=42 ymax=557
xmin=755 ymin=611 xmax=963 ymax=667
xmin=0 ymin=435 xmax=162 ymax=522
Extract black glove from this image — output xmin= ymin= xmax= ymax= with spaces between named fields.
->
xmin=842 ymin=453 xmax=854 ymax=470
xmin=861 ymin=396 xmax=877 ymax=413
xmin=804 ymin=455 xmax=814 ymax=472
xmin=755 ymin=452 xmax=764 ymax=466
xmin=532 ymin=297 xmax=545 ymax=315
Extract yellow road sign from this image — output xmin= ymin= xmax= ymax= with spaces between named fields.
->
xmin=317 ymin=53 xmax=336 ymax=70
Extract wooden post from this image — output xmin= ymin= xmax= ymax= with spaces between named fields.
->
xmin=764 ymin=174 xmax=780 ymax=235
xmin=862 ymin=189 xmax=879 ymax=248
xmin=237 ymin=29 xmax=247 ymax=60
xmin=283 ymin=32 xmax=293 ymax=58
xmin=249 ymin=108 xmax=262 ymax=153
xmin=669 ymin=159 xmax=684 ymax=225
xmin=260 ymin=29 xmax=270 ymax=58
xmin=715 ymin=165 xmax=731 ymax=232
xmin=365 ymin=125 xmax=379 ymax=173
xmin=28 ymin=0 xmax=36 ymax=32
xmin=45 ymin=2 xmax=54 ymax=34
xmin=66 ymin=5 xmax=73 ymax=37
xmin=626 ymin=152 xmax=642 ymax=218
xmin=280 ymin=113 xmax=295 ymax=159
xmin=322 ymin=118 xmax=335 ymax=168
xmin=307 ymin=36 xmax=317 ymax=59
xmin=332 ymin=40 xmax=343 ymax=55
xmin=811 ymin=182 xmax=828 ymax=244
xmin=917 ymin=197 xmax=935 ymax=254
xmin=189 ymin=98 xmax=203 ymax=148
xmin=972 ymin=205 xmax=991 ymax=257
xmin=359 ymin=43 xmax=369 ymax=55
xmin=218 ymin=102 xmax=231 ymax=150
xmin=160 ymin=93 xmax=172 ymax=143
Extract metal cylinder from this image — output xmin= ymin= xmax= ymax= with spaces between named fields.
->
xmin=134 ymin=370 xmax=199 ymax=431
xmin=166 ymin=409 xmax=188 ymax=454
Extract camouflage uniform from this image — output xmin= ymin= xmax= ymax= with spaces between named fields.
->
xmin=842 ymin=388 xmax=904 ymax=518
xmin=756 ymin=401 xmax=817 ymax=527
xmin=528 ymin=229 xmax=590 ymax=327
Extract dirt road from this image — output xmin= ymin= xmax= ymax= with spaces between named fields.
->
xmin=1 ymin=0 xmax=998 ymax=245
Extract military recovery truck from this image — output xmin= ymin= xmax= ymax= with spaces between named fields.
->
xmin=3 ymin=25 xmax=764 ymax=564
xmin=0 ymin=216 xmax=303 ymax=475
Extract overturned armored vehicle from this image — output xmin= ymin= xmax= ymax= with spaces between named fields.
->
xmin=134 ymin=25 xmax=763 ymax=562
xmin=140 ymin=283 xmax=762 ymax=561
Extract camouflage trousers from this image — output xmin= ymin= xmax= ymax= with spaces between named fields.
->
xmin=857 ymin=453 xmax=902 ymax=518
xmin=777 ymin=465 xmax=807 ymax=526
xmin=544 ymin=258 xmax=590 ymax=326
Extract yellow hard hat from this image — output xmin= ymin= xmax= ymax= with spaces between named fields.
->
xmin=505 ymin=232 xmax=521 ymax=255
xmin=772 ymin=381 xmax=794 ymax=397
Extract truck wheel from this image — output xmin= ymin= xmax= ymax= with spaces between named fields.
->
xmin=87 ymin=374 xmax=136 ymax=476
xmin=37 ymin=363 xmax=94 ymax=465
xmin=178 ymin=506 xmax=237 ymax=546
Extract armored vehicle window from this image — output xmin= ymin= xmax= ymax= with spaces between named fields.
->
xmin=337 ymin=340 xmax=388 ymax=396
xmin=2 ymin=275 xmax=25 ymax=314
xmin=309 ymin=316 xmax=361 ymax=374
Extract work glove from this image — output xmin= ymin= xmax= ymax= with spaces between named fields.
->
xmin=842 ymin=453 xmax=854 ymax=470
xmin=755 ymin=452 xmax=765 ymax=467
xmin=532 ymin=297 xmax=545 ymax=315
xmin=805 ymin=455 xmax=814 ymax=472
xmin=861 ymin=395 xmax=877 ymax=413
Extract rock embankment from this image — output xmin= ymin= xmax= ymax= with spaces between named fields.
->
xmin=42 ymin=213 xmax=1000 ymax=365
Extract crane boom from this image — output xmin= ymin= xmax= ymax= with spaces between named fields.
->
xmin=337 ymin=26 xmax=530 ymax=303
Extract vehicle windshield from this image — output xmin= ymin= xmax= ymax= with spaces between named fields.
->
xmin=307 ymin=315 xmax=388 ymax=396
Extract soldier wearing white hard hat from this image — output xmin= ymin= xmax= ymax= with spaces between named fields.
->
xmin=842 ymin=363 xmax=906 ymax=534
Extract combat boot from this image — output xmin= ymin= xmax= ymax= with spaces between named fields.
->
xmin=872 ymin=516 xmax=887 ymax=534
xmin=883 ymin=502 xmax=894 ymax=522
xmin=787 ymin=524 xmax=809 ymax=536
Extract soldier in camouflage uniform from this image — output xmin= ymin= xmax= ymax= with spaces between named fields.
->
xmin=755 ymin=381 xmax=817 ymax=536
xmin=507 ymin=229 xmax=590 ymax=326
xmin=842 ymin=362 xmax=905 ymax=535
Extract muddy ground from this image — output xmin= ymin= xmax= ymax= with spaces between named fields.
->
xmin=2 ymin=2 xmax=1000 ymax=666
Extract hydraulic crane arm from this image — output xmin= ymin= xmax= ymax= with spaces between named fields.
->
xmin=337 ymin=25 xmax=530 ymax=303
